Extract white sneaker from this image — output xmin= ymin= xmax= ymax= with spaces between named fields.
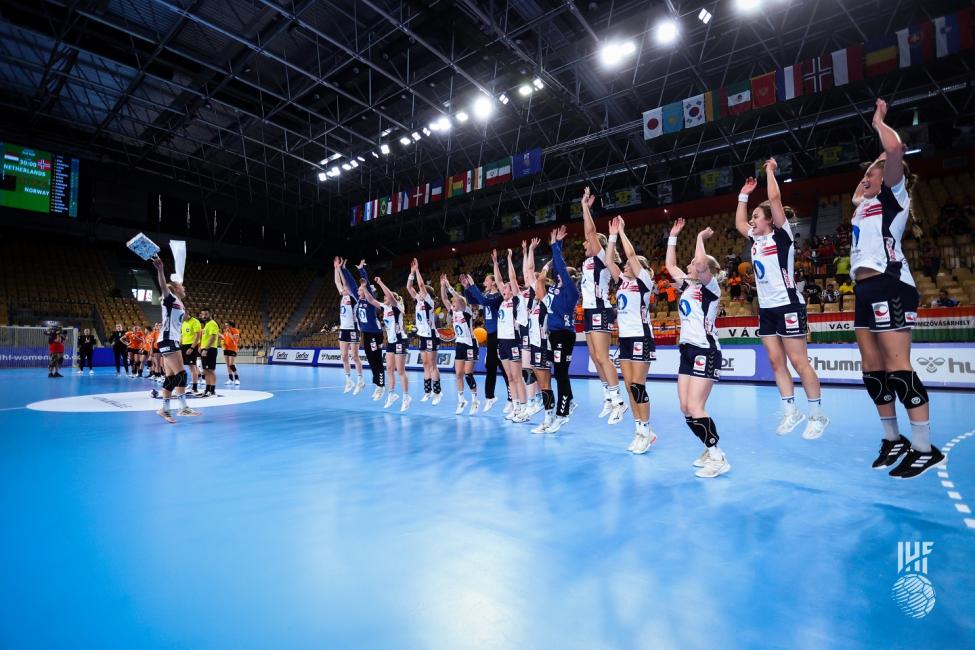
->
xmin=432 ymin=392 xmax=443 ymax=405
xmin=692 ymin=449 xmax=710 ymax=468
xmin=372 ymin=386 xmax=384 ymax=401
xmin=76 ymin=369 xmax=83 ymax=374
xmin=598 ymin=399 xmax=613 ymax=418
xmin=225 ymin=379 xmax=234 ymax=385
xmin=502 ymin=400 xmax=513 ymax=416
xmin=421 ymin=392 xmax=431 ymax=402
xmin=568 ymin=401 xmax=578 ymax=416
xmin=631 ymin=430 xmax=658 ymax=455
xmin=400 ymin=394 xmax=412 ymax=412
xmin=384 ymin=393 xmax=400 ymax=409
xmin=546 ymin=415 xmax=569 ymax=433
xmin=177 ymin=407 xmax=201 ymax=417
xmin=455 ymin=399 xmax=468 ymax=415
xmin=343 ymin=378 xmax=354 ymax=393
xmin=526 ymin=400 xmax=543 ymax=417
xmin=626 ymin=432 xmax=642 ymax=452
xmin=88 ymin=369 xmax=94 ymax=375
xmin=607 ymin=401 xmax=628 ymax=426
xmin=504 ymin=407 xmax=515 ymax=421
xmin=695 ymin=448 xmax=731 ymax=478
xmin=353 ymin=379 xmax=364 ymax=395
xmin=233 ymin=379 xmax=240 ymax=386
xmin=532 ymin=414 xmax=553 ymax=434
xmin=511 ymin=409 xmax=529 ymax=423
xmin=483 ymin=397 xmax=498 ymax=412
xmin=776 ymin=411 xmax=806 ymax=435
xmin=802 ymin=415 xmax=830 ymax=440
xmin=469 ymin=397 xmax=480 ymax=415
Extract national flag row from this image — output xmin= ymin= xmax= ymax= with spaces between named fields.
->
xmin=642 ymin=8 xmax=974 ymax=140
xmin=351 ymin=148 xmax=543 ymax=226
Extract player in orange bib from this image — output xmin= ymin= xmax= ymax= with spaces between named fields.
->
xmin=129 ymin=326 xmax=145 ymax=378
xmin=144 ymin=324 xmax=161 ymax=382
xmin=223 ymin=321 xmax=241 ymax=386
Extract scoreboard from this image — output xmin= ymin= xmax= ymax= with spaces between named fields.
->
xmin=0 ymin=142 xmax=80 ymax=217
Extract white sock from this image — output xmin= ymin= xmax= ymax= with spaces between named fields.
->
xmin=808 ymin=398 xmax=822 ymax=417
xmin=782 ymin=396 xmax=798 ymax=414
xmin=910 ymin=420 xmax=931 ymax=452
xmin=881 ymin=416 xmax=900 ymax=442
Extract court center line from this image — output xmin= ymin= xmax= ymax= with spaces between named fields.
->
xmin=0 ymin=406 xmax=26 ymax=412
xmin=938 ymin=429 xmax=975 ymax=531
xmin=274 ymin=385 xmax=345 ymax=392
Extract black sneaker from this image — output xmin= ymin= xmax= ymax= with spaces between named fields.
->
xmin=890 ymin=447 xmax=946 ymax=479
xmin=48 ymin=372 xmax=54 ymax=378
xmin=872 ymin=435 xmax=911 ymax=469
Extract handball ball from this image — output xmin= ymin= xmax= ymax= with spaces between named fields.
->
xmin=891 ymin=574 xmax=936 ymax=619
xmin=473 ymin=327 xmax=488 ymax=345
xmin=738 ymin=261 xmax=752 ymax=276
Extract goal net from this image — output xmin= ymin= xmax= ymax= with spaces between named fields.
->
xmin=0 ymin=326 xmax=77 ymax=369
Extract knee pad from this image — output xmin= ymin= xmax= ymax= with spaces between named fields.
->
xmin=162 ymin=374 xmax=177 ymax=391
xmin=887 ymin=370 xmax=929 ymax=409
xmin=687 ymin=416 xmax=719 ymax=447
xmin=465 ymin=373 xmax=477 ymax=390
xmin=174 ymin=370 xmax=188 ymax=388
xmin=628 ymin=382 xmax=649 ymax=404
xmin=524 ymin=369 xmax=536 ymax=385
xmin=862 ymin=370 xmax=895 ymax=406
xmin=541 ymin=389 xmax=555 ymax=410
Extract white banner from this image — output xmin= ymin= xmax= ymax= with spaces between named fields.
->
xmin=315 ymin=348 xmax=455 ymax=369
xmin=270 ymin=348 xmax=315 ymax=364
xmin=792 ymin=346 xmax=975 ymax=386
xmin=591 ymin=347 xmax=756 ymax=378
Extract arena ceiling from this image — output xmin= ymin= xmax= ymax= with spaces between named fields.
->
xmin=0 ymin=0 xmax=972 ymax=246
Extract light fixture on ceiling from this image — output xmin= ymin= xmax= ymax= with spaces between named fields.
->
xmin=400 ymin=136 xmax=411 ymax=146
xmin=349 ymin=160 xmax=358 ymax=168
xmin=422 ymin=127 xmax=432 ymax=136
xmin=330 ymin=166 xmax=340 ymax=175
xmin=698 ymin=8 xmax=713 ymax=24
xmin=380 ymin=143 xmax=391 ymax=155
xmin=472 ymin=96 xmax=494 ymax=120
xmin=341 ymin=163 xmax=351 ymax=170
xmin=499 ymin=93 xmax=510 ymax=105
xmin=411 ymin=131 xmax=421 ymax=141
xmin=532 ymin=78 xmax=544 ymax=90
xmin=734 ymin=0 xmax=762 ymax=12
xmin=518 ymin=84 xmax=533 ymax=96
xmin=455 ymin=111 xmax=469 ymax=123
xmin=600 ymin=40 xmax=636 ymax=66
xmin=655 ymin=19 xmax=679 ymax=44
xmin=371 ymin=151 xmax=380 ymax=159
xmin=317 ymin=172 xmax=327 ymax=181
xmin=356 ymin=155 xmax=365 ymax=162
xmin=436 ymin=116 xmax=451 ymax=131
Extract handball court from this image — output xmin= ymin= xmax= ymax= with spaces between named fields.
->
xmin=1 ymin=365 xmax=972 ymax=648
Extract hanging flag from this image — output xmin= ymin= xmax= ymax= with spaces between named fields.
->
xmin=351 ymin=205 xmax=362 ymax=227
xmin=722 ymin=81 xmax=751 ymax=116
xmin=704 ymin=91 xmax=723 ymax=121
xmin=429 ymin=178 xmax=444 ymax=202
xmin=700 ymin=167 xmax=731 ymax=195
xmin=464 ymin=170 xmax=473 ymax=193
xmin=472 ymin=166 xmax=484 ymax=191
xmin=802 ymin=56 xmax=834 ymax=94
xmin=776 ymin=64 xmax=803 ymax=101
xmin=398 ymin=189 xmax=411 ymax=213
xmin=449 ymin=173 xmax=467 ymax=197
xmin=935 ymin=9 xmax=974 ymax=58
xmin=751 ymin=71 xmax=776 ymax=108
xmin=363 ymin=201 xmax=373 ymax=222
xmin=661 ymin=101 xmax=683 ymax=133
xmin=411 ymin=185 xmax=427 ymax=209
xmin=378 ymin=196 xmax=390 ymax=217
xmin=533 ymin=205 xmax=556 ymax=225
xmin=643 ymin=107 xmax=663 ymax=140
xmin=512 ymin=148 xmax=542 ymax=179
xmin=897 ymin=22 xmax=935 ymax=67
xmin=865 ymin=36 xmax=899 ymax=76
xmin=831 ymin=44 xmax=864 ymax=86
xmin=485 ymin=157 xmax=512 ymax=186
xmin=683 ymin=94 xmax=706 ymax=129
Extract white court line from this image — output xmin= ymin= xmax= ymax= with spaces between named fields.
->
xmin=940 ymin=429 xmax=975 ymax=533
xmin=274 ymin=385 xmax=345 ymax=393
xmin=0 ymin=406 xmax=26 ymax=412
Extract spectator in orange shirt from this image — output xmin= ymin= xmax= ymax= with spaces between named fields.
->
xmin=223 ymin=321 xmax=241 ymax=385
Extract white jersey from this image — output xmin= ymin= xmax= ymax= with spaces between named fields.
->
xmin=749 ymin=219 xmax=803 ymax=308
xmin=678 ymin=277 xmax=721 ymax=350
xmin=528 ymin=289 xmax=549 ymax=347
xmin=452 ymin=308 xmax=474 ymax=346
xmin=498 ymin=295 xmax=519 ymax=340
xmin=414 ymin=294 xmax=435 ymax=338
xmin=851 ymin=179 xmax=915 ymax=287
xmin=160 ymin=293 xmax=185 ymax=342
xmin=339 ymin=294 xmax=356 ymax=330
xmin=616 ymin=269 xmax=655 ymax=338
xmin=516 ymin=287 xmax=530 ymax=327
xmin=382 ymin=302 xmax=405 ymax=343
xmin=581 ymin=249 xmax=610 ymax=309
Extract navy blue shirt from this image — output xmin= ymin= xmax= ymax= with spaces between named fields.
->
xmin=343 ymin=266 xmax=381 ymax=333
xmin=546 ymin=241 xmax=580 ymax=332
xmin=464 ymin=284 xmax=504 ymax=334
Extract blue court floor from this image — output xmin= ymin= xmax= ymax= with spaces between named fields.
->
xmin=1 ymin=365 xmax=973 ymax=648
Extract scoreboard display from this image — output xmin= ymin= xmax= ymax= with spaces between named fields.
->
xmin=0 ymin=142 xmax=80 ymax=217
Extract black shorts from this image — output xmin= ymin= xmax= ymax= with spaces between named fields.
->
xmin=498 ymin=338 xmax=522 ymax=361
xmin=386 ymin=340 xmax=407 ymax=356
xmin=678 ymin=343 xmax=721 ymax=381
xmin=182 ymin=344 xmax=198 ymax=362
xmin=618 ymin=335 xmax=657 ymax=363
xmin=519 ymin=325 xmax=530 ymax=351
xmin=223 ymin=350 xmax=237 ymax=357
xmin=339 ymin=329 xmax=360 ymax=343
xmin=456 ymin=342 xmax=480 ymax=362
xmin=128 ymin=347 xmax=141 ymax=356
xmin=854 ymin=274 xmax=919 ymax=332
xmin=530 ymin=343 xmax=552 ymax=370
xmin=549 ymin=330 xmax=575 ymax=365
xmin=158 ymin=339 xmax=179 ymax=355
xmin=201 ymin=347 xmax=218 ymax=370
xmin=759 ymin=304 xmax=809 ymax=338
xmin=419 ymin=336 xmax=439 ymax=352
xmin=584 ymin=307 xmax=615 ymax=333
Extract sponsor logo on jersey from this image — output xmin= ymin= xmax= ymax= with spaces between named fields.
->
xmin=633 ymin=342 xmax=643 ymax=355
xmin=617 ymin=294 xmax=628 ymax=311
xmin=591 ymin=313 xmax=601 ymax=326
xmin=754 ymin=260 xmax=766 ymax=280
xmin=679 ymin=299 xmax=692 ymax=316
xmin=694 ymin=355 xmax=707 ymax=369
xmin=785 ymin=312 xmax=800 ymax=332
xmin=873 ymin=301 xmax=891 ymax=324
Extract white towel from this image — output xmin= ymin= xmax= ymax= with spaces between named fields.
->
xmin=169 ymin=240 xmax=186 ymax=283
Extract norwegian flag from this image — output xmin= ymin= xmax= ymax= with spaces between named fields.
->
xmin=802 ymin=56 xmax=834 ymax=94
xmin=36 ymin=159 xmax=51 ymax=171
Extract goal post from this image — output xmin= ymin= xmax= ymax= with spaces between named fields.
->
xmin=0 ymin=326 xmax=77 ymax=369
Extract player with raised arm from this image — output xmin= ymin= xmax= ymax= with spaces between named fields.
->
xmin=333 ymin=256 xmax=364 ymax=394
xmin=442 ymin=274 xmax=480 ymax=414
xmin=407 ymin=259 xmax=442 ymax=405
xmin=150 ymin=253 xmax=200 ymax=422
xmin=369 ymin=276 xmax=411 ymax=412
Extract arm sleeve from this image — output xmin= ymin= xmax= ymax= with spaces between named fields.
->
xmin=341 ymin=268 xmax=359 ymax=294
xmin=466 ymin=284 xmax=485 ymax=305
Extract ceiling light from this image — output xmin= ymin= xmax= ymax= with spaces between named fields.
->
xmin=532 ymin=78 xmax=544 ymax=90
xmin=319 ymin=158 xmax=328 ymax=165
xmin=371 ymin=151 xmax=380 ymax=159
xmin=330 ymin=166 xmax=340 ymax=175
xmin=783 ymin=178 xmax=793 ymax=183
xmin=422 ymin=127 xmax=432 ymax=136
xmin=380 ymin=143 xmax=391 ymax=155
xmin=518 ymin=84 xmax=533 ymax=96
xmin=455 ymin=111 xmax=469 ymax=122
xmin=411 ymin=131 xmax=421 ymax=141
xmin=499 ymin=93 xmax=509 ymax=105
xmin=317 ymin=172 xmax=327 ymax=181
xmin=400 ymin=136 xmax=411 ymax=146
xmin=349 ymin=160 xmax=358 ymax=168
xmin=735 ymin=0 xmax=762 ymax=12
xmin=380 ymin=127 xmax=394 ymax=137
xmin=600 ymin=40 xmax=636 ymax=66
xmin=472 ymin=96 xmax=494 ymax=120
xmin=341 ymin=163 xmax=351 ymax=170
xmin=436 ymin=116 xmax=451 ymax=131
xmin=356 ymin=155 xmax=365 ymax=162
xmin=655 ymin=19 xmax=679 ymax=44
xmin=698 ymin=8 xmax=713 ymax=24
xmin=905 ymin=148 xmax=922 ymax=155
